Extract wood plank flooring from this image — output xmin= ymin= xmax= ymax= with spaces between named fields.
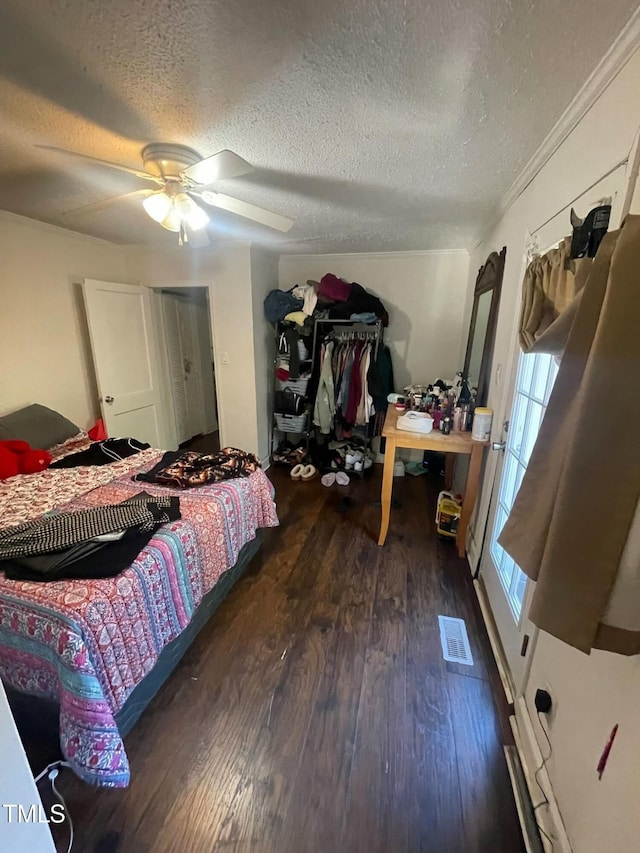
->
xmin=181 ymin=430 xmax=221 ymax=454
xmin=40 ymin=465 xmax=523 ymax=852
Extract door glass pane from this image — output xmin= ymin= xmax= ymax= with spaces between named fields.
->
xmin=522 ymin=400 xmax=544 ymax=464
xmin=531 ymin=354 xmax=550 ymax=401
xmin=517 ymin=351 xmax=535 ymax=393
xmin=490 ymin=350 xmax=558 ymax=621
xmin=500 ymin=451 xmax=519 ymax=508
xmin=499 ymin=552 xmax=515 ymax=592
xmin=509 ymin=394 xmax=528 ymax=461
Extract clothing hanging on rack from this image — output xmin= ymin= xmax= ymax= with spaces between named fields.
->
xmin=312 ymin=326 xmax=378 ymax=435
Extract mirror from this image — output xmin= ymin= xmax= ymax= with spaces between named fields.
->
xmin=463 ymin=247 xmax=506 ymax=406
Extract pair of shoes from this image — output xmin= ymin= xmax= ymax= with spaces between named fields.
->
xmin=291 ymin=464 xmax=317 ymax=481
xmin=321 ymin=471 xmax=350 ymax=487
xmin=345 ymin=450 xmax=364 ymax=472
xmin=272 ymin=439 xmax=294 ymax=464
xmin=287 ymin=446 xmax=307 ymax=466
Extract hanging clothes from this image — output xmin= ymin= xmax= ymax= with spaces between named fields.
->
xmin=313 ymin=341 xmax=336 ymax=434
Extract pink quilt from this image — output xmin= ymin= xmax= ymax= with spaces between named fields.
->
xmin=0 ymin=451 xmax=278 ymax=786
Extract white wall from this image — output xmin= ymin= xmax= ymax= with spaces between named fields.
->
xmin=124 ymin=242 xmax=263 ymax=457
xmin=0 ymin=683 xmax=56 ymax=853
xmin=250 ymin=247 xmax=278 ymax=465
xmin=0 ymin=211 xmax=126 ymax=427
xmin=279 ymin=251 xmax=470 ymax=389
xmin=468 ymin=45 xmax=640 ymax=853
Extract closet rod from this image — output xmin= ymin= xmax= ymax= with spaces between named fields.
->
xmin=531 ymin=156 xmax=628 ymax=238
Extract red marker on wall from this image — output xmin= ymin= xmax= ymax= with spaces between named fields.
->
xmin=596 ymin=724 xmax=618 ymax=780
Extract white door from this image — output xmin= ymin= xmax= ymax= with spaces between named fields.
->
xmin=160 ymin=292 xmax=209 ymax=444
xmin=83 ymin=279 xmax=164 ymax=446
xmin=160 ymin=294 xmax=191 ymax=444
xmin=176 ymin=298 xmax=206 ymax=438
xmin=479 ymin=166 xmax=628 ymax=692
xmin=480 ymin=350 xmax=559 ymax=689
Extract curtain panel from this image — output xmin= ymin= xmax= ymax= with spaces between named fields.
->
xmin=518 ymin=236 xmax=592 ymax=356
xmin=500 ymin=215 xmax=640 ymax=655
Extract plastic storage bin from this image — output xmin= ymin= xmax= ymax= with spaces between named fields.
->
xmin=274 ymin=413 xmax=307 ymax=433
xmin=277 ymin=377 xmax=310 ymax=396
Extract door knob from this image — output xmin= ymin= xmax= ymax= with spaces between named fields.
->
xmin=104 ymin=395 xmax=114 ymax=404
xmin=491 ymin=440 xmax=506 ymax=452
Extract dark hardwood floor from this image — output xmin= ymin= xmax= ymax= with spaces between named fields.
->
xmin=181 ymin=430 xmax=221 ymax=454
xmin=43 ymin=465 xmax=523 ymax=852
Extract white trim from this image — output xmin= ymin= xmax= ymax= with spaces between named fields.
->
xmin=473 ymin=578 xmax=514 ymax=706
xmin=614 ymin=127 xmax=640 ymax=224
xmin=279 ymin=248 xmax=469 ymax=262
xmin=511 ymin=698 xmax=573 ymax=853
xmin=0 ymin=208 xmax=120 ymax=248
xmin=466 ymin=524 xmax=480 ymax=574
xmin=476 ymin=8 xmax=640 ymax=247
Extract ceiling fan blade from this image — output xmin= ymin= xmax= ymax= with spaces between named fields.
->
xmin=181 ymin=150 xmax=254 ymax=185
xmin=63 ymin=189 xmax=154 ymax=217
xmin=184 ymin=226 xmax=211 ymax=248
xmin=36 ymin=145 xmax=163 ymax=183
xmin=197 ymin=190 xmax=293 ymax=233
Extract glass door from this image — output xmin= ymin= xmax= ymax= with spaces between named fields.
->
xmin=480 ymin=349 xmax=558 ymax=691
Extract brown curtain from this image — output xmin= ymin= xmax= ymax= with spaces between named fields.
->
xmin=518 ymin=237 xmax=592 ymax=355
xmin=499 ymin=215 xmax=640 ymax=655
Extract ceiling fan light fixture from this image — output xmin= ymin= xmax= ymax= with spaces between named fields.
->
xmin=173 ymin=192 xmax=209 ymax=230
xmin=184 ymin=203 xmax=209 ymax=231
xmin=143 ymin=192 xmax=172 ymax=223
xmin=160 ymin=207 xmax=182 ymax=232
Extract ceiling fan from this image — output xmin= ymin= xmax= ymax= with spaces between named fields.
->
xmin=36 ymin=143 xmax=294 ymax=246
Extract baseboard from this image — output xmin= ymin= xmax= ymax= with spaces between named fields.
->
xmin=511 ymin=697 xmax=573 ymax=853
xmin=503 ymin=745 xmax=544 ymax=853
xmin=472 ymin=577 xmax=572 ymax=851
xmin=260 ymin=455 xmax=271 ymax=471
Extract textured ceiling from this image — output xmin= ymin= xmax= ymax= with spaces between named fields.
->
xmin=0 ymin=0 xmax=636 ymax=253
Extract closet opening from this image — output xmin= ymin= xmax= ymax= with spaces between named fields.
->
xmin=156 ymin=286 xmax=219 ymax=454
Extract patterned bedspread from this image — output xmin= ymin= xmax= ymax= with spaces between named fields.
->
xmin=0 ymin=451 xmax=278 ymax=787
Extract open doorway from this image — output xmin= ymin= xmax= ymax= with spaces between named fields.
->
xmin=157 ymin=286 xmax=220 ymax=454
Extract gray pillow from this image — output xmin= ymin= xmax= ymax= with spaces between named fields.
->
xmin=0 ymin=404 xmax=80 ymax=449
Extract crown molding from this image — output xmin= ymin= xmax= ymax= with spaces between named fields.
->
xmin=279 ymin=247 xmax=469 ymax=262
xmin=479 ymin=7 xmax=640 ymax=248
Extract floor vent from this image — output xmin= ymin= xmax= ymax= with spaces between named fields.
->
xmin=438 ymin=615 xmax=474 ymax=666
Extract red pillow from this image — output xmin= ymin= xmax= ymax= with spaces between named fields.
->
xmin=19 ymin=449 xmax=52 ymax=474
xmin=0 ymin=440 xmax=52 ymax=479
xmin=0 ymin=447 xmax=20 ymax=480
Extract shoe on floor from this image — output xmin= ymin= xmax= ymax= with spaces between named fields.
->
xmin=301 ymin=464 xmax=317 ymax=481
xmin=336 ymin=471 xmax=350 ymax=486
xmin=321 ymin=472 xmax=336 ymax=487
xmin=290 ymin=463 xmax=305 ymax=481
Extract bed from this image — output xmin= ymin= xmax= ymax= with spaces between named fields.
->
xmin=0 ymin=407 xmax=278 ymax=788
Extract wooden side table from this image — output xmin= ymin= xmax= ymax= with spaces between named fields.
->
xmin=377 ymin=406 xmax=487 ymax=557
